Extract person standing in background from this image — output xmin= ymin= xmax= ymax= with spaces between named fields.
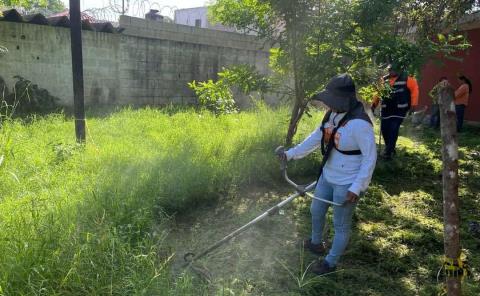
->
xmin=371 ymin=64 xmax=419 ymax=160
xmin=454 ymin=75 xmax=472 ymax=132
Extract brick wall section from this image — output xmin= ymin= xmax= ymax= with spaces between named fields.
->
xmin=0 ymin=15 xmax=271 ymax=107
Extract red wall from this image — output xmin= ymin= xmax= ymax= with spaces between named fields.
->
xmin=419 ymin=28 xmax=480 ymax=122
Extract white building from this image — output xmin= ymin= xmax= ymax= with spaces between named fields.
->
xmin=174 ymin=6 xmax=253 ymax=34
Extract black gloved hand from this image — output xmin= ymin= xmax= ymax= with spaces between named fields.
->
xmin=275 ymin=146 xmax=287 ymax=162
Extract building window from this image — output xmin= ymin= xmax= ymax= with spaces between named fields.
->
xmin=195 ymin=19 xmax=202 ymax=27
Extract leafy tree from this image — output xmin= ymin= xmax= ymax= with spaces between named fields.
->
xmin=356 ymin=0 xmax=474 ymax=72
xmin=211 ymin=0 xmax=476 ymax=145
xmin=211 ymin=0 xmax=385 ymax=144
xmin=0 ymin=0 xmax=65 ymax=13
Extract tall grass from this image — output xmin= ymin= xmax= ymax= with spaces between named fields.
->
xmin=0 ymin=105 xmax=322 ymax=295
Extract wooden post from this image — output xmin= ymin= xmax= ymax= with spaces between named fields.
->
xmin=69 ymin=0 xmax=86 ymax=142
xmin=438 ymin=82 xmax=461 ymax=296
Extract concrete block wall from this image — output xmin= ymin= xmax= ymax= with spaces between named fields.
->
xmin=0 ymin=15 xmax=271 ymax=107
xmin=0 ymin=21 xmax=122 ymax=106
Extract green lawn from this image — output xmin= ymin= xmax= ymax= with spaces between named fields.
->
xmin=0 ymin=106 xmax=478 ymax=295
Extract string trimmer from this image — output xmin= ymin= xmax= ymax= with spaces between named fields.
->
xmin=182 ymin=146 xmax=344 ymax=276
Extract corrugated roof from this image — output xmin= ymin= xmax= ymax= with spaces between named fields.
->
xmin=0 ymin=9 xmax=120 ymax=33
xmin=47 ymin=16 xmax=70 ymax=27
xmin=50 ymin=9 xmax=97 ymax=23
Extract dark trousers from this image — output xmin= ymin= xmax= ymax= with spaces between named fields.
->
xmin=455 ymin=104 xmax=466 ymax=132
xmin=381 ymin=117 xmax=404 ymax=156
xmin=430 ymin=104 xmax=440 ymax=128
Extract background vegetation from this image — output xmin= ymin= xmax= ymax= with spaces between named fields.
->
xmin=209 ymin=0 xmax=477 ymax=144
xmin=0 ymin=0 xmax=64 ymax=14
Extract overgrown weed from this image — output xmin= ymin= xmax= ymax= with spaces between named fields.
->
xmin=0 ymin=106 xmax=319 ymax=295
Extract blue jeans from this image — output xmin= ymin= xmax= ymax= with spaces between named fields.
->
xmin=310 ymin=175 xmax=357 ymax=267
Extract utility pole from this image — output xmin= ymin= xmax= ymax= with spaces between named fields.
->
xmin=122 ymin=0 xmax=126 ymax=15
xmin=69 ymin=0 xmax=86 ymax=142
xmin=438 ymin=82 xmax=461 ymax=296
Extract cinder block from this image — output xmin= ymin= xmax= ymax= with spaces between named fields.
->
xmin=0 ymin=17 xmax=271 ymax=108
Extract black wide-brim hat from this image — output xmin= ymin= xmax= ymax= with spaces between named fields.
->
xmin=312 ymin=73 xmax=357 ymax=112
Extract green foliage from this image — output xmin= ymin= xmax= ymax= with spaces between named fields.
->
xmin=358 ymin=83 xmax=393 ymax=104
xmin=209 ymin=0 xmax=275 ymax=36
xmin=212 ymin=0 xmax=374 ymax=143
xmin=370 ymin=34 xmax=471 ymax=77
xmin=210 ymin=0 xmax=477 ymax=144
xmin=432 ymin=33 xmax=472 ymax=62
xmin=188 ymin=79 xmax=237 ymax=115
xmin=405 ymin=0 xmax=478 ymax=38
xmin=211 ymin=0 xmax=387 ymax=97
xmin=211 ymin=0 xmax=477 ymax=88
xmin=356 ymin=0 xmax=475 ymax=73
xmin=0 ymin=0 xmax=65 ymax=12
xmin=219 ymin=64 xmax=270 ymax=95
xmin=189 ymin=65 xmax=270 ymax=114
xmin=371 ymin=37 xmax=426 ymax=76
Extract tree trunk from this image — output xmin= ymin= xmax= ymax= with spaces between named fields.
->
xmin=438 ymin=82 xmax=461 ymax=296
xmin=284 ymin=12 xmax=306 ymax=146
xmin=285 ymin=98 xmax=306 ymax=146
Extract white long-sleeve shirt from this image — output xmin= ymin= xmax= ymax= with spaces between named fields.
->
xmin=285 ymin=112 xmax=377 ymax=196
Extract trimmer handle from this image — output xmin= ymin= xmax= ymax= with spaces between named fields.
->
xmin=274 ymin=146 xmax=287 ymax=171
xmin=274 ymin=145 xmax=343 ymax=207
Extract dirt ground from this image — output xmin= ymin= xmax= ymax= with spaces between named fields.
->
xmin=166 ymin=185 xmax=324 ymax=295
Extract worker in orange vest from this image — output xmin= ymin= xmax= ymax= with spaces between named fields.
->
xmin=372 ymin=64 xmax=419 ymax=160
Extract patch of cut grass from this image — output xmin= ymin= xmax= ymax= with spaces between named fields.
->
xmin=292 ymin=123 xmax=480 ymax=296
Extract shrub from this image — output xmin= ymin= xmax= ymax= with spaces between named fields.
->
xmin=188 ymin=65 xmax=270 ymax=115
xmin=188 ymin=79 xmax=237 ymax=115
xmin=4 ymin=75 xmax=61 ymax=115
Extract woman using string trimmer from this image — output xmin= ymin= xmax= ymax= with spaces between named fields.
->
xmin=278 ymin=73 xmax=377 ymax=275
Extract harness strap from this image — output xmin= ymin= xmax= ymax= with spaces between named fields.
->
xmin=334 ymin=146 xmax=361 ymax=155
xmin=320 ymin=110 xmax=332 ymax=156
xmin=318 ymin=110 xmax=354 ymax=179
xmin=320 ymin=110 xmax=362 ymax=156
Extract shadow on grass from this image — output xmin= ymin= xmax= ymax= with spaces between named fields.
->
xmin=293 ymin=189 xmax=444 ymax=296
xmin=348 ymin=124 xmax=479 ymax=295
xmin=290 ymin=124 xmax=480 ymax=295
